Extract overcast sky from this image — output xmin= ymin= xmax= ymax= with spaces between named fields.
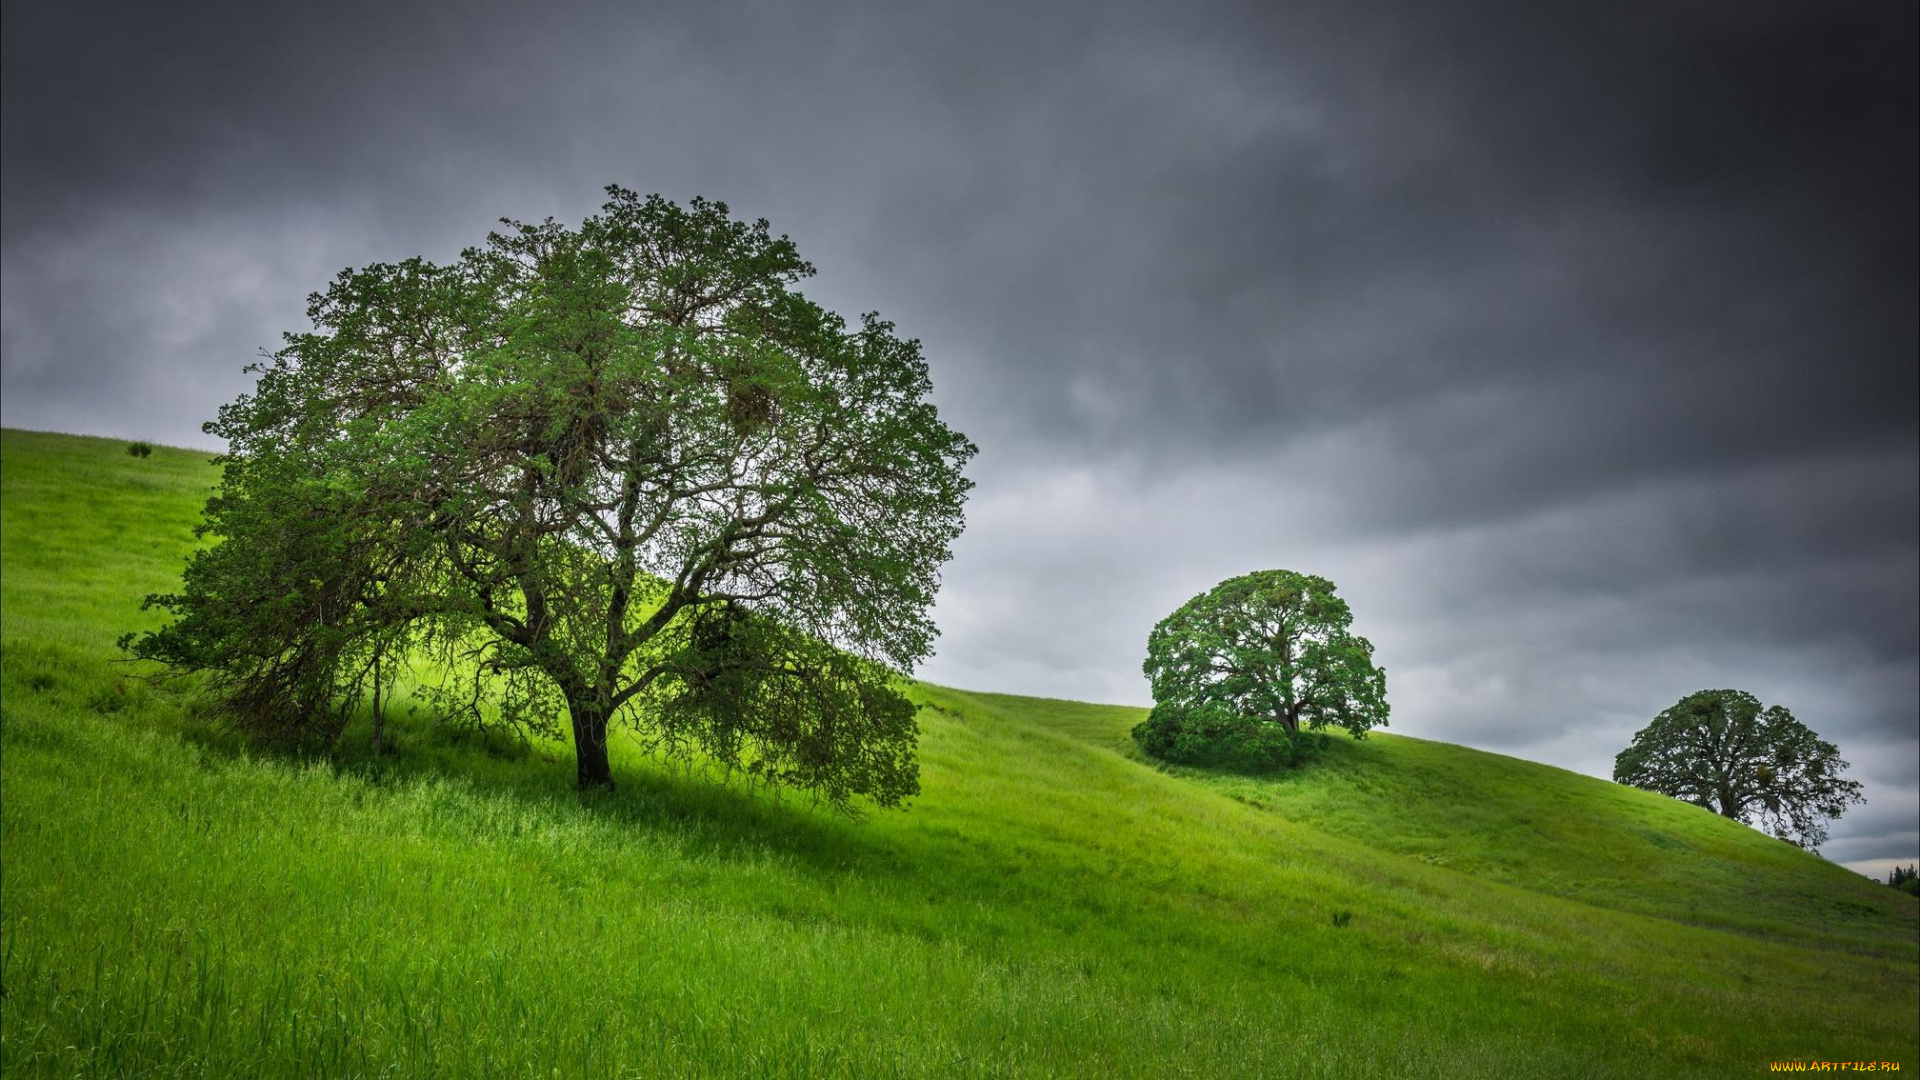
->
xmin=4 ymin=0 xmax=1914 ymax=874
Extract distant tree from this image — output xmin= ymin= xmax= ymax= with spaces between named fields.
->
xmin=1890 ymin=864 xmax=1919 ymax=897
xmin=1134 ymin=569 xmax=1387 ymax=770
xmin=126 ymin=441 xmax=153 ymax=458
xmin=124 ymin=187 xmax=976 ymax=809
xmin=1613 ymin=690 xmax=1863 ymax=850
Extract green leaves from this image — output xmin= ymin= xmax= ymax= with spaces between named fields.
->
xmin=1612 ymin=689 xmax=1864 ymax=849
xmin=127 ymin=188 xmax=975 ymax=805
xmin=1136 ymin=569 xmax=1388 ymax=771
xmin=642 ymin=603 xmax=919 ymax=812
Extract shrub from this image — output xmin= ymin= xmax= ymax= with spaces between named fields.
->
xmin=1132 ymin=701 xmax=1295 ymax=773
xmin=126 ymin=442 xmax=153 ymax=458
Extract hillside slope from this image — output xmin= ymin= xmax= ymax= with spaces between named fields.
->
xmin=3 ymin=428 xmax=1915 ymax=1079
xmin=958 ymin=689 xmax=1911 ymax=959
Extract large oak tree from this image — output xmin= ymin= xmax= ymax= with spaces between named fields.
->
xmin=1613 ymin=689 xmax=1863 ymax=849
xmin=1135 ymin=569 xmax=1388 ymax=770
xmin=126 ymin=188 xmax=975 ymax=808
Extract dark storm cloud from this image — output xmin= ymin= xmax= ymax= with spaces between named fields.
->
xmin=3 ymin=0 xmax=1913 ymax=869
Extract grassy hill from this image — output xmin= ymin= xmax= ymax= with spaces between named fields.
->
xmin=3 ymin=427 xmax=1915 ymax=1079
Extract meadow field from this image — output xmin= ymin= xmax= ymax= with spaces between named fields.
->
xmin=2 ymin=428 xmax=1915 ymax=1078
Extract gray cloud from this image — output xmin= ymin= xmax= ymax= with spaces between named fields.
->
xmin=3 ymin=0 xmax=1913 ymax=870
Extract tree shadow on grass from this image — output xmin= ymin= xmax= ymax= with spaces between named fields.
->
xmin=189 ymin=692 xmax=905 ymax=880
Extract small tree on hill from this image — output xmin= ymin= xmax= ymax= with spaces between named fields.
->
xmin=1613 ymin=689 xmax=1863 ymax=850
xmin=1889 ymin=865 xmax=1919 ymax=897
xmin=124 ymin=187 xmax=976 ymax=809
xmin=1134 ymin=569 xmax=1388 ymax=770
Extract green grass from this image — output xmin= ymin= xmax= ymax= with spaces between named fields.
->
xmin=2 ymin=427 xmax=1915 ymax=1078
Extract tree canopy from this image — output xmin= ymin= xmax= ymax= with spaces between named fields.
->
xmin=1134 ymin=569 xmax=1388 ymax=770
xmin=1890 ymin=864 xmax=1920 ymax=897
xmin=125 ymin=187 xmax=976 ymax=809
xmin=1613 ymin=689 xmax=1863 ymax=849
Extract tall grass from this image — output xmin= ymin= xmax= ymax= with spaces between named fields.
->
xmin=3 ymin=429 xmax=1916 ymax=1078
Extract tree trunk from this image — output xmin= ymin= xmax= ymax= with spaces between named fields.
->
xmin=569 ymin=698 xmax=614 ymax=789
xmin=370 ymin=652 xmax=385 ymax=756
